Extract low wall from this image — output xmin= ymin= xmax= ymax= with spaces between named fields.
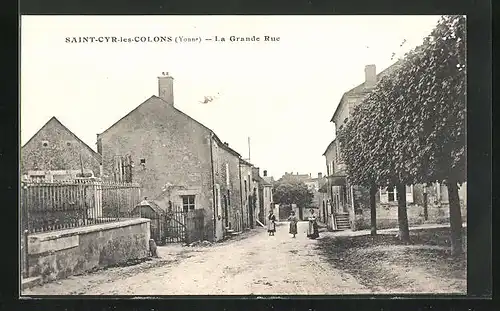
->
xmin=355 ymin=203 xmax=467 ymax=230
xmin=27 ymin=218 xmax=150 ymax=282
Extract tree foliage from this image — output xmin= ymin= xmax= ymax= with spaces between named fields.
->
xmin=338 ymin=15 xmax=466 ymax=187
xmin=337 ymin=15 xmax=466 ymax=250
xmin=272 ymin=180 xmax=313 ymax=209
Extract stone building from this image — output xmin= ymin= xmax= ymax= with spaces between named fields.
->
xmin=21 ymin=117 xmax=102 ymax=181
xmin=96 ymin=73 xmax=244 ymax=242
xmin=239 ymin=158 xmax=255 ymax=229
xmin=213 ymin=141 xmax=244 ymax=234
xmin=323 ymin=63 xmax=401 ymax=230
xmin=259 ymin=170 xmax=275 ymax=224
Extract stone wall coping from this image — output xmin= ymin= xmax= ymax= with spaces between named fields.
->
xmin=28 ymin=218 xmax=151 ymax=242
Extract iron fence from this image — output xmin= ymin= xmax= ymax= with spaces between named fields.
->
xmin=20 ymin=179 xmax=142 ymax=234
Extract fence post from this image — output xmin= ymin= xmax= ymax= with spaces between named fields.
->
xmin=23 ymin=229 xmax=29 ymax=278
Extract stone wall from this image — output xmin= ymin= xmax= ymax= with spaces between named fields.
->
xmin=26 ymin=218 xmax=150 ymax=282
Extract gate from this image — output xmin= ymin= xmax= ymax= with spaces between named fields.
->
xmin=161 ymin=206 xmax=205 ymax=244
xmin=164 ymin=205 xmax=187 ymax=243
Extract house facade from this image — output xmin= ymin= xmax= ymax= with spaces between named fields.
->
xmin=21 ymin=117 xmax=102 ymax=181
xmin=213 ymin=141 xmax=244 ymax=234
xmin=260 ymin=170 xmax=275 ymax=224
xmin=239 ymin=159 xmax=254 ymax=229
xmin=96 ymin=73 xmax=245 ymax=242
xmin=324 ymin=63 xmax=467 ymax=231
xmin=324 ymin=63 xmax=401 ymax=230
xmin=251 ymin=166 xmax=263 ymax=225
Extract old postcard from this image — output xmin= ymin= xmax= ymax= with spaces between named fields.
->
xmin=20 ymin=15 xmax=467 ymax=296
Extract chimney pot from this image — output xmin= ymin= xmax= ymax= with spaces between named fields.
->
xmin=365 ymin=64 xmax=377 ymax=87
xmin=263 ymin=170 xmax=267 ymax=177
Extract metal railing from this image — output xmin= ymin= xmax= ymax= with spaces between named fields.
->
xmin=20 ymin=179 xmax=142 ymax=234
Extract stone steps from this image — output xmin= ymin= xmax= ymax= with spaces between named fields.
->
xmin=335 ymin=214 xmax=351 ymax=230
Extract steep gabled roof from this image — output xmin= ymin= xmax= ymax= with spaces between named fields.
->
xmin=262 ymin=176 xmax=274 ymax=185
xmin=322 ymin=139 xmax=337 ymax=156
xmin=22 ymin=116 xmax=102 ymax=163
xmin=98 ymin=95 xmax=241 ymax=158
xmin=239 ymin=158 xmax=253 ymax=167
xmin=330 ymin=61 xmax=402 ymax=123
xmin=211 ymin=134 xmax=241 ymax=158
xmin=135 ymin=199 xmax=165 ymax=215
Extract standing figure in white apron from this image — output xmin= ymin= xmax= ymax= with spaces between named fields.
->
xmin=267 ymin=210 xmax=276 ymax=236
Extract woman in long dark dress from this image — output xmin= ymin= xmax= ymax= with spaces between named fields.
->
xmin=267 ymin=210 xmax=276 ymax=236
xmin=307 ymin=209 xmax=319 ymax=239
xmin=287 ymin=211 xmax=298 ymax=238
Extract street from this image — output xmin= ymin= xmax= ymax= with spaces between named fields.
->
xmin=23 ymin=221 xmax=371 ymax=295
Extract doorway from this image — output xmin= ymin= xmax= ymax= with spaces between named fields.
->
xmin=223 ymin=194 xmax=229 ymax=228
xmin=214 ymin=184 xmax=224 ymax=241
xmin=248 ymin=195 xmax=254 ymax=228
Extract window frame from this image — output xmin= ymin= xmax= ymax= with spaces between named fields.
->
xmin=181 ymin=195 xmax=196 ymax=212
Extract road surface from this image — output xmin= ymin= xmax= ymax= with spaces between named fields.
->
xmin=23 ymin=221 xmax=370 ymax=295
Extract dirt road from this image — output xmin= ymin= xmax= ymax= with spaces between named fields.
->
xmin=23 ymin=221 xmax=370 ymax=295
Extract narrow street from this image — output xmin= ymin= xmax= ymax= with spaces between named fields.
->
xmin=23 ymin=222 xmax=370 ymax=295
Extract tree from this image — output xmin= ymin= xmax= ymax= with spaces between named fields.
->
xmin=273 ymin=180 xmax=313 ymax=219
xmin=337 ymin=15 xmax=466 ymax=252
xmin=390 ymin=15 xmax=466 ymax=255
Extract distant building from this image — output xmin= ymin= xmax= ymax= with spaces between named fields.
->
xmin=276 ymin=172 xmax=324 ymax=220
xmin=21 ymin=117 xmax=102 ymax=181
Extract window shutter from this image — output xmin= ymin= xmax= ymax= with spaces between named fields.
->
xmin=225 ymin=163 xmax=230 ymax=186
xmin=406 ymin=185 xmax=414 ymax=203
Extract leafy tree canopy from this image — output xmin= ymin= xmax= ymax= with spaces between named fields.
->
xmin=338 ymin=15 xmax=466 ymax=187
xmin=272 ymin=180 xmax=314 ymax=208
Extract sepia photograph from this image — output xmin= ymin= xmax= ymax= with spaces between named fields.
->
xmin=20 ymin=15 xmax=467 ymax=296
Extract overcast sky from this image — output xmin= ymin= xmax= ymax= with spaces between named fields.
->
xmin=21 ymin=15 xmax=441 ymax=179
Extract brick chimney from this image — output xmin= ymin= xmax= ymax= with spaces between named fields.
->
xmin=364 ymin=64 xmax=377 ymax=88
xmin=318 ymin=172 xmax=322 ymax=179
xmin=263 ymin=170 xmax=267 ymax=177
xmin=158 ymin=72 xmax=174 ymax=105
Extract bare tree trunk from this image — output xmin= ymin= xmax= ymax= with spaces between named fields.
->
xmin=396 ymin=183 xmax=410 ymax=243
xmin=370 ymin=184 xmax=377 ymax=236
xmin=447 ymin=180 xmax=463 ymax=256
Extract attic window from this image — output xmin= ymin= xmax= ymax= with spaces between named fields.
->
xmin=140 ymin=158 xmax=146 ymax=164
xmin=66 ymin=141 xmax=72 ymax=146
xmin=42 ymin=140 xmax=49 ymax=147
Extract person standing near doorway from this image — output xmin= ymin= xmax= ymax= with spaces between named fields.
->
xmin=287 ymin=211 xmax=298 ymax=238
xmin=267 ymin=210 xmax=276 ymax=236
xmin=307 ymin=209 xmax=319 ymax=239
